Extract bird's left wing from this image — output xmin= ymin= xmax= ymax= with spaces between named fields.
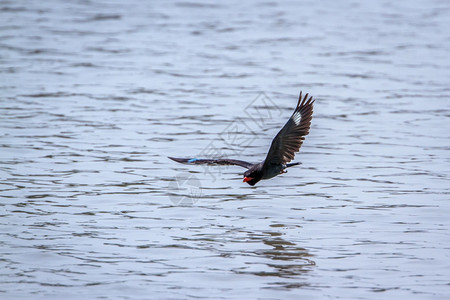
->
xmin=169 ymin=157 xmax=253 ymax=169
xmin=263 ymin=91 xmax=314 ymax=169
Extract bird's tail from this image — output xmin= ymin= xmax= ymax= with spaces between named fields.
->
xmin=286 ymin=162 xmax=301 ymax=168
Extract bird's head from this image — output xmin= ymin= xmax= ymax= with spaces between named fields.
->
xmin=243 ymin=169 xmax=262 ymax=186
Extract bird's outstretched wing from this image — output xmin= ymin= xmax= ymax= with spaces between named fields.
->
xmin=263 ymin=91 xmax=314 ymax=169
xmin=168 ymin=157 xmax=253 ymax=169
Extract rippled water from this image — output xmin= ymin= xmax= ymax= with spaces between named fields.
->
xmin=1 ymin=0 xmax=450 ymax=298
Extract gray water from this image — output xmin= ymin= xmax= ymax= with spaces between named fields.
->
xmin=1 ymin=0 xmax=450 ymax=299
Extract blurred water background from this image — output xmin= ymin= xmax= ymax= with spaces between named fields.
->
xmin=1 ymin=0 xmax=449 ymax=299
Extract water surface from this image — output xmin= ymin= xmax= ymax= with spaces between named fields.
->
xmin=1 ymin=0 xmax=449 ymax=299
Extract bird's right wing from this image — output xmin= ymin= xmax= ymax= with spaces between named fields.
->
xmin=263 ymin=91 xmax=314 ymax=169
xmin=168 ymin=157 xmax=253 ymax=169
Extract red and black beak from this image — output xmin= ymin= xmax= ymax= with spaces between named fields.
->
xmin=243 ymin=177 xmax=253 ymax=183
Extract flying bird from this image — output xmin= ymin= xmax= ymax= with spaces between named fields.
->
xmin=169 ymin=91 xmax=315 ymax=186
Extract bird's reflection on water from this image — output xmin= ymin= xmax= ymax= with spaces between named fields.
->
xmin=170 ymin=220 xmax=315 ymax=286
xmin=231 ymin=227 xmax=315 ymax=280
